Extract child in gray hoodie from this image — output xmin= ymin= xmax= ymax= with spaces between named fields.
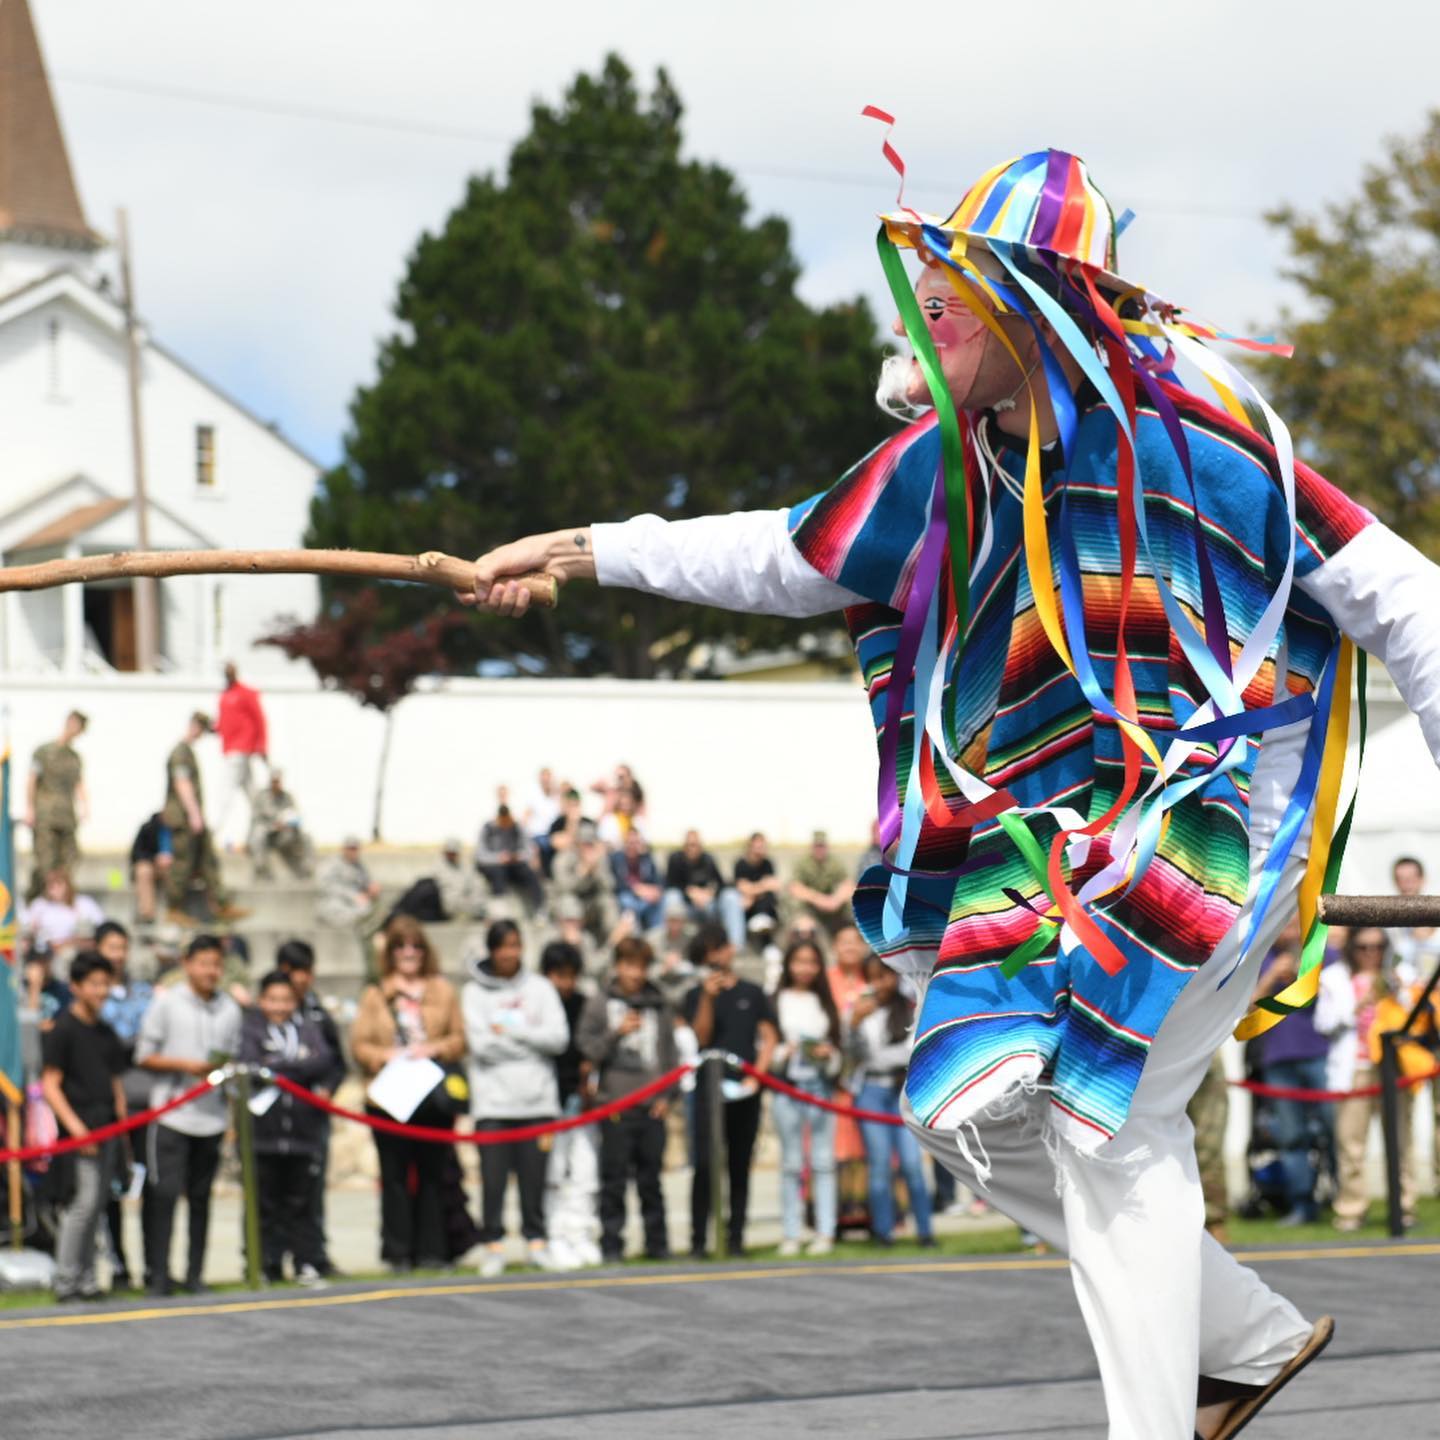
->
xmin=462 ymin=920 xmax=568 ymax=1275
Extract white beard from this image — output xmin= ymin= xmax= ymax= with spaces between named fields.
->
xmin=875 ymin=354 xmax=928 ymax=420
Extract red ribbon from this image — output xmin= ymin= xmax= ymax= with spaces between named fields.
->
xmin=862 ymin=105 xmax=923 ymax=223
xmin=271 ymin=1066 xmax=690 ymax=1144
xmin=1228 ymin=1063 xmax=1440 ymax=1104
xmin=0 ymin=1079 xmax=217 ymax=1164
xmin=737 ymin=1060 xmax=904 ymax=1126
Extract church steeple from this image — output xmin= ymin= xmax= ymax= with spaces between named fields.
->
xmin=0 ymin=0 xmax=99 ymax=253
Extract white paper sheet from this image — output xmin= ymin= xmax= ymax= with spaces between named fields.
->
xmin=366 ymin=1055 xmax=444 ymax=1123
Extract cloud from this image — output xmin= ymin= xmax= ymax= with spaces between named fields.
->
xmin=33 ymin=0 xmax=1440 ymax=468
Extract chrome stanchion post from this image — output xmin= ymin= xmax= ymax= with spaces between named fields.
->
xmin=230 ymin=1066 xmax=264 ymax=1289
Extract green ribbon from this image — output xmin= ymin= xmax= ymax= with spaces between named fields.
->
xmin=875 ymin=225 xmax=1056 ymax=953
xmin=874 ymin=227 xmax=971 ymax=639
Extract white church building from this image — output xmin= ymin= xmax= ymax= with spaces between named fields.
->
xmin=0 ymin=0 xmax=318 ymax=678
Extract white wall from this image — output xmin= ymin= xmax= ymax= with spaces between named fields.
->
xmin=0 ymin=672 xmax=881 ymax=850
xmin=4 ymin=669 xmax=1438 ymax=885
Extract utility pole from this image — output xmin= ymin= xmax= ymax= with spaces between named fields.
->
xmin=116 ymin=208 xmax=158 ymax=672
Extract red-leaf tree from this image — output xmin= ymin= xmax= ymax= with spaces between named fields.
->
xmin=261 ymin=592 xmax=468 ymax=839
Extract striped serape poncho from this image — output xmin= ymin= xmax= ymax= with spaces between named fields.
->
xmin=789 ymin=381 xmax=1372 ymax=1147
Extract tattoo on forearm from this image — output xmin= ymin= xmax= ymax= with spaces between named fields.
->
xmin=574 ymin=533 xmax=587 ymax=550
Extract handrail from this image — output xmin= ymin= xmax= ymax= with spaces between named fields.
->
xmin=1318 ymin=894 xmax=1440 ymax=927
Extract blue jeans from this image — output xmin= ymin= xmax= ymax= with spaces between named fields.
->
xmin=1263 ymin=1056 xmax=1332 ymax=1217
xmin=664 ymin=887 xmax=747 ymax=950
xmin=857 ymin=1082 xmax=933 ymax=1241
xmin=771 ymin=1082 xmax=837 ymax=1240
xmin=618 ymin=891 xmax=662 ymax=931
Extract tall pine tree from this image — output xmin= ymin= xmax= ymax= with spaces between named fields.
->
xmin=309 ymin=56 xmax=890 ymax=677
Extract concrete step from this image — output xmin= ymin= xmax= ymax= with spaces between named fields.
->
xmin=66 ymin=842 xmax=867 ymax=893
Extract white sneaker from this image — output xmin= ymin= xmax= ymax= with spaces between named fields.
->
xmin=805 ymin=1237 xmax=834 ymax=1258
xmin=777 ymin=1239 xmax=802 ymax=1258
xmin=546 ymin=1237 xmax=580 ymax=1272
xmin=295 ymin=1264 xmax=328 ymax=1289
xmin=572 ymin=1239 xmax=604 ymax=1268
xmin=478 ymin=1248 xmax=505 ymax=1279
xmin=528 ymin=1243 xmax=563 ymax=1272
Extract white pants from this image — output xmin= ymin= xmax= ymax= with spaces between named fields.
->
xmin=546 ymin=1103 xmax=600 ymax=1250
xmin=907 ymin=848 xmax=1314 ymax=1440
xmin=215 ymin=752 xmax=264 ymax=848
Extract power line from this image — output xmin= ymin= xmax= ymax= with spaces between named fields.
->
xmin=9 ymin=64 xmax=1273 ymax=224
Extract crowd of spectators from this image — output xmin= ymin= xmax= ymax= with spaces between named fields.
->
xmin=13 ymin=688 xmax=1440 ymax=1302
xmin=1220 ymin=854 xmax=1440 ymax=1238
xmin=13 ymin=696 xmax=976 ymax=1298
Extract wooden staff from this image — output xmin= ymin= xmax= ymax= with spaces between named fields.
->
xmin=0 ymin=548 xmax=557 ymax=606
xmin=1317 ymin=893 xmax=1440 ymax=927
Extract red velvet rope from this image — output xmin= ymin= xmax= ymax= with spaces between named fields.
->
xmin=737 ymin=1060 xmax=905 ymax=1126
xmin=12 ymin=1056 xmax=1437 ymax=1164
xmin=1227 ymin=1062 xmax=1440 ymax=1104
xmin=271 ymin=1065 xmax=690 ymax=1144
xmin=0 ymin=1079 xmax=217 ymax=1164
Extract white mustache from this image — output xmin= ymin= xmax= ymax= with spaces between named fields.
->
xmin=875 ymin=354 xmax=926 ymax=420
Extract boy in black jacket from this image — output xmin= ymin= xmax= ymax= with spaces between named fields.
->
xmin=276 ymin=940 xmax=345 ymax=1276
xmin=237 ymin=971 xmax=336 ymax=1285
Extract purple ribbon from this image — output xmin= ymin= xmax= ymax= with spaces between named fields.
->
xmin=877 ymin=469 xmax=951 ymax=850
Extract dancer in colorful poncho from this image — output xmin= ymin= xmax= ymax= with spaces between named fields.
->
xmin=465 ymin=144 xmax=1440 ymax=1439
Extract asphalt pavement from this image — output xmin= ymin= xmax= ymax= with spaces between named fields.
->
xmin=4 ymin=1241 xmax=1438 ymax=1439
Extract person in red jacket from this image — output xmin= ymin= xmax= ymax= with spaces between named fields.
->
xmin=215 ymin=662 xmax=269 ymax=850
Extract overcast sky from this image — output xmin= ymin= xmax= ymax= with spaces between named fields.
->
xmin=32 ymin=0 xmax=1440 ymax=469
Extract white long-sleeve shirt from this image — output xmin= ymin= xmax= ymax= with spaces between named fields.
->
xmin=773 ymin=989 xmax=843 ymax=1083
xmin=593 ymin=511 xmax=1440 ymax=838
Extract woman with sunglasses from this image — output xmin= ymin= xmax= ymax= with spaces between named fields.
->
xmin=351 ymin=915 xmax=466 ymax=1272
xmin=1320 ymin=928 xmax=1422 ymax=1231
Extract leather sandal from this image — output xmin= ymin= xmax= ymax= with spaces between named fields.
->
xmin=1194 ymin=1316 xmax=1334 ymax=1440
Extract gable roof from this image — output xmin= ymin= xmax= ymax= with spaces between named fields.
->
xmin=0 ymin=470 xmax=110 ymax=534
xmin=6 ymin=489 xmax=216 ymax=553
xmin=10 ymin=496 xmax=126 ymax=550
xmin=0 ymin=0 xmax=99 ymax=248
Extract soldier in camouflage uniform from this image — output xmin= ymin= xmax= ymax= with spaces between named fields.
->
xmin=247 ymin=769 xmax=314 ymax=881
xmin=1188 ymin=1050 xmax=1231 ymax=1241
xmin=25 ymin=710 xmax=88 ymax=900
xmin=161 ymin=712 xmax=246 ymax=924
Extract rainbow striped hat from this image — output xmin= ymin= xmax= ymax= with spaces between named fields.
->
xmin=881 ymin=148 xmax=1130 ymax=291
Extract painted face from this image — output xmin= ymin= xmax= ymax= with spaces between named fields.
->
xmin=890 ymin=267 xmax=990 ymax=408
xmin=890 ymin=261 xmax=1031 ymax=415
xmin=919 ymin=288 xmax=988 ymax=352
